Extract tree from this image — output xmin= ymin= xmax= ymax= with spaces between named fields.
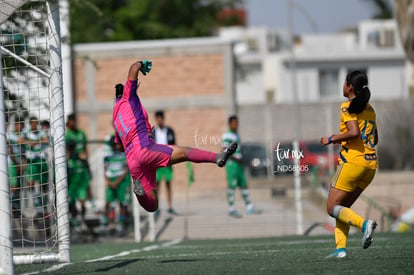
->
xmin=69 ymin=0 xmax=125 ymax=43
xmin=69 ymin=0 xmax=245 ymax=43
xmin=395 ymin=0 xmax=414 ymax=63
xmin=363 ymin=0 xmax=394 ymax=19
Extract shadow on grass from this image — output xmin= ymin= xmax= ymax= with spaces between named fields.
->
xmin=95 ymin=259 xmax=140 ymax=272
xmin=159 ymin=259 xmax=199 ymax=264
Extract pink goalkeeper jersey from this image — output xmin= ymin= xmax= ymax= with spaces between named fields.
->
xmin=113 ymin=79 xmax=152 ymax=151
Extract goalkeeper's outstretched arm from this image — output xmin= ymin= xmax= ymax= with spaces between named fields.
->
xmin=128 ymin=60 xmax=152 ymax=81
xmin=128 ymin=61 xmax=142 ymax=81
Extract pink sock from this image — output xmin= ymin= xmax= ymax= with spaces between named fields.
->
xmin=186 ymin=148 xmax=217 ymax=163
xmin=136 ymin=193 xmax=158 ymax=212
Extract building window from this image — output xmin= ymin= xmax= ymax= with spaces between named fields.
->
xmin=367 ymin=29 xmax=395 ymax=48
xmin=319 ymin=69 xmax=339 ymax=97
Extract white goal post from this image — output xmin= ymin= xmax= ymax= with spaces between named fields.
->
xmin=0 ymin=0 xmax=70 ymax=274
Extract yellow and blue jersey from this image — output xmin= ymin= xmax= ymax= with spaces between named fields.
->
xmin=338 ymin=101 xmax=378 ymax=170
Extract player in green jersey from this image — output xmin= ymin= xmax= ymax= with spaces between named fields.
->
xmin=24 ymin=116 xmax=49 ymax=215
xmin=222 ymin=115 xmax=259 ymax=218
xmin=66 ymin=113 xmax=91 ymax=227
xmin=6 ymin=116 xmax=24 ymax=217
xmin=103 ymin=134 xmax=131 ymax=234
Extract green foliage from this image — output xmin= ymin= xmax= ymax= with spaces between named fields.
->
xmin=70 ymin=0 xmax=244 ymax=43
xmin=69 ymin=0 xmax=124 ymax=43
xmin=363 ymin=0 xmax=394 ymax=19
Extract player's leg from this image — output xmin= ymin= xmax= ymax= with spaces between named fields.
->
xmin=155 ymin=168 xmax=163 ymax=205
xmin=327 ymin=187 xmax=365 ymax=228
xmin=325 ymin=186 xmax=361 ymax=258
xmin=132 ymin=170 xmax=159 ymax=213
xmin=226 ymin=164 xmax=242 ymax=218
xmin=168 ymin=142 xmax=238 ymax=167
xmin=166 ymin=180 xmax=177 ymax=215
xmin=327 ymin=163 xmax=366 ymax=228
xmin=127 ymin=149 xmax=159 ymax=212
xmin=326 ymin=176 xmax=352 ymax=258
xmin=105 ymin=183 xmax=116 ymax=225
xmin=67 ymin=160 xmax=80 ymax=228
xmin=135 ymin=187 xmax=158 ymax=212
xmin=116 ymin=177 xmax=130 ymax=232
xmin=357 ymin=168 xmax=377 ymax=249
xmin=27 ymin=159 xmax=43 ymax=215
xmin=77 ymin=168 xmax=90 ymax=221
xmin=9 ymin=163 xmax=21 ymax=218
xmin=164 ymin=166 xmax=176 ymax=214
xmin=326 ymin=163 xmax=377 ymax=257
xmin=68 ymin=180 xmax=79 ymax=229
xmin=236 ymin=165 xmax=258 ymax=214
xmin=39 ymin=158 xmax=49 ymax=214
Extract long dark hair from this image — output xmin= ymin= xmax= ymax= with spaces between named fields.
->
xmin=115 ymin=83 xmax=124 ymax=99
xmin=346 ymin=71 xmax=370 ymax=114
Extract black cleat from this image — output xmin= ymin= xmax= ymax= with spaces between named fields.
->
xmin=133 ymin=180 xmax=145 ymax=197
xmin=215 ymin=141 xmax=238 ymax=167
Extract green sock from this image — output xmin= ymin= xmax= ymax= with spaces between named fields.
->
xmin=241 ymin=189 xmax=251 ymax=206
xmin=227 ymin=189 xmax=235 ymax=208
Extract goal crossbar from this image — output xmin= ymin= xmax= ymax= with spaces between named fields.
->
xmin=0 ymin=45 xmax=51 ymax=78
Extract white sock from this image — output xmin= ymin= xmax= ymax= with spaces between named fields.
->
xmin=246 ymin=204 xmax=254 ymax=211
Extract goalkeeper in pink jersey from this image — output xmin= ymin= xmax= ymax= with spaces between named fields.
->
xmin=113 ymin=60 xmax=237 ymax=212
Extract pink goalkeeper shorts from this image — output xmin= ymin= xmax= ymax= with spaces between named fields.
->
xmin=126 ymin=141 xmax=173 ymax=193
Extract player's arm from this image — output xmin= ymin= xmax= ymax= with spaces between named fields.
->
xmin=114 ymin=133 xmax=124 ymax=152
xmin=108 ymin=169 xmax=129 ymax=189
xmin=230 ymin=155 xmax=243 ymax=163
xmin=8 ymin=142 xmax=18 ymax=165
xmin=127 ymin=60 xmax=152 ymax=81
xmin=374 ymin=127 xmax=379 ymax=146
xmin=170 ymin=128 xmax=176 ymax=145
xmin=113 ymin=168 xmax=129 ymax=187
xmin=41 ymin=133 xmax=49 ymax=144
xmin=20 ymin=136 xmax=40 ymax=148
xmin=104 ymin=162 xmax=117 ymax=189
xmin=321 ymin=120 xmax=360 ymax=146
xmin=83 ymin=132 xmax=89 ymax=157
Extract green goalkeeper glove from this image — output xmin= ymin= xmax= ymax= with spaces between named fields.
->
xmin=140 ymin=59 xmax=152 ymax=75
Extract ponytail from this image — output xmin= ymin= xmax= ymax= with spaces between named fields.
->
xmin=346 ymin=71 xmax=370 ymax=114
xmin=115 ymin=83 xmax=124 ymax=99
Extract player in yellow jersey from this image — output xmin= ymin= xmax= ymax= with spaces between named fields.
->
xmin=321 ymin=70 xmax=378 ymax=259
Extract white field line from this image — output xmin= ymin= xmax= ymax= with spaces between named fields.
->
xmin=21 ymin=239 xmax=182 ymax=275
xmin=168 ymin=238 xmax=332 ymax=251
xmin=168 ymin=236 xmax=393 ymax=251
xmin=85 ymin=238 xmax=182 ymax=263
xmin=20 ymin=236 xmax=392 ymax=274
xmin=123 ymin=243 xmax=393 ymax=260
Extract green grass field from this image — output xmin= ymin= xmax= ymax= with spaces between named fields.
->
xmin=14 ymin=232 xmax=414 ymax=275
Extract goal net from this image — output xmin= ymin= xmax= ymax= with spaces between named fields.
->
xmin=0 ymin=0 xmax=69 ymax=273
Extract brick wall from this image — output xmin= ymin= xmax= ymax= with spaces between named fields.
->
xmin=74 ymin=53 xmax=226 ymax=112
